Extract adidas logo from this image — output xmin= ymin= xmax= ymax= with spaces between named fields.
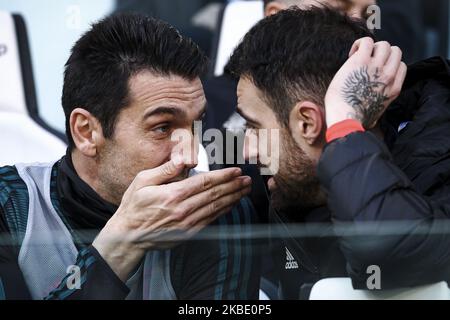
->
xmin=285 ymin=247 xmax=299 ymax=270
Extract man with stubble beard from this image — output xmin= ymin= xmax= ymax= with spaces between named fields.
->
xmin=0 ymin=13 xmax=259 ymax=300
xmin=228 ymin=7 xmax=450 ymax=299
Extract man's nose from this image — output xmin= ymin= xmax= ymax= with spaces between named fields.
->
xmin=171 ymin=129 xmax=199 ymax=169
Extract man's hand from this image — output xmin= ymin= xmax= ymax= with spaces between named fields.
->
xmin=325 ymin=37 xmax=407 ymax=129
xmin=93 ymin=158 xmax=251 ymax=281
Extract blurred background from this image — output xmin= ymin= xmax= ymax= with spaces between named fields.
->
xmin=0 ymin=0 xmax=449 ymax=136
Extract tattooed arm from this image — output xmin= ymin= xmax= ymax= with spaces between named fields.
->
xmin=325 ymin=37 xmax=407 ymax=129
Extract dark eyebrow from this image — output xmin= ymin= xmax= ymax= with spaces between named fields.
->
xmin=143 ymin=106 xmax=186 ymax=120
xmin=236 ymin=107 xmax=260 ymax=126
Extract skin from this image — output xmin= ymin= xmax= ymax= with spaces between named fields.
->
xmin=72 ymin=71 xmax=206 ymax=205
xmin=237 ymin=38 xmax=406 ymax=212
xmin=264 ymin=0 xmax=376 ymax=19
xmin=237 ymin=78 xmax=326 ymax=211
xmin=326 ymin=37 xmax=407 ymax=128
xmin=70 ymin=71 xmax=252 ymax=281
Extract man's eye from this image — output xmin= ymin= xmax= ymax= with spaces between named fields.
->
xmin=153 ymin=125 xmax=170 ymax=134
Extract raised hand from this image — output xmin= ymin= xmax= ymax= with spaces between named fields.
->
xmin=325 ymin=37 xmax=407 ymax=129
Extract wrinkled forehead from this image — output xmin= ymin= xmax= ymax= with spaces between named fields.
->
xmin=127 ymin=70 xmax=206 ymax=115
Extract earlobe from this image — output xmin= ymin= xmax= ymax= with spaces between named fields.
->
xmin=70 ymin=108 xmax=100 ymax=157
xmin=291 ymin=101 xmax=325 ymax=146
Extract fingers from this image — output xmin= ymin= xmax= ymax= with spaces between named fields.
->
xmin=389 ymin=62 xmax=407 ymax=100
xmin=372 ymin=41 xmax=392 ymax=68
xmin=180 ymin=185 xmax=251 ymax=229
xmin=168 ymin=167 xmax=244 ymax=200
xmin=179 ymin=175 xmax=252 ymax=215
xmin=147 ymin=181 xmax=250 ymax=234
xmin=132 ymin=157 xmax=187 ymax=189
xmin=350 ymin=39 xmax=405 ymax=96
xmin=349 ymin=37 xmax=375 ymax=58
xmin=383 ymin=46 xmax=403 ymax=81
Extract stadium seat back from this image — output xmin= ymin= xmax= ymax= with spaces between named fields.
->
xmin=0 ymin=11 xmax=66 ymax=165
xmin=212 ymin=0 xmax=264 ymax=77
xmin=0 ymin=11 xmax=28 ymax=115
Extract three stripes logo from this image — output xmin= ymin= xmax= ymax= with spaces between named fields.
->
xmin=285 ymin=247 xmax=299 ymax=270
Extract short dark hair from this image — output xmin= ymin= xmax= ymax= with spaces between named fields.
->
xmin=62 ymin=13 xmax=208 ymax=149
xmin=227 ymin=7 xmax=374 ymax=127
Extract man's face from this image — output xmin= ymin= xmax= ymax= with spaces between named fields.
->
xmin=267 ymin=0 xmax=376 ymax=19
xmin=321 ymin=0 xmax=376 ymax=19
xmin=237 ymin=77 xmax=324 ymax=211
xmin=96 ymin=71 xmax=206 ymax=204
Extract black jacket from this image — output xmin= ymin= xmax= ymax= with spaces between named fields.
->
xmin=274 ymin=57 xmax=450 ymax=299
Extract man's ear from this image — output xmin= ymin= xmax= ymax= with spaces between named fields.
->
xmin=289 ymin=101 xmax=325 ymax=146
xmin=70 ymin=108 xmax=104 ymax=157
xmin=264 ymin=1 xmax=286 ymax=16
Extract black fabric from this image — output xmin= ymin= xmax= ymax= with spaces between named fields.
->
xmin=269 ymin=205 xmax=347 ymax=299
xmin=57 ymin=151 xmax=117 ymax=231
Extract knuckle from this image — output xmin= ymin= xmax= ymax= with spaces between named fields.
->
xmin=202 ymin=174 xmax=212 ymax=190
xmin=376 ymin=41 xmax=390 ymax=49
xmin=161 ymin=163 xmax=174 ymax=176
xmin=172 ymin=185 xmax=186 ymax=200
xmin=209 ymin=200 xmax=218 ymax=214
xmin=163 ymin=192 xmax=178 ymax=206
xmin=172 ymin=207 xmax=186 ymax=221
xmin=210 ymin=186 xmax=220 ymax=200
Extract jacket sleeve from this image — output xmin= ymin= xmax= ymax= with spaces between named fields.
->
xmin=318 ymin=131 xmax=450 ymax=289
xmin=44 ymin=245 xmax=130 ymax=300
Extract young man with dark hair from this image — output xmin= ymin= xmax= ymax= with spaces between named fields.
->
xmin=0 ymin=13 xmax=259 ymax=300
xmin=228 ymin=7 xmax=450 ymax=299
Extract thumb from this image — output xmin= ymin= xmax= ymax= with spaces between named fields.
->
xmin=133 ymin=155 xmax=186 ymax=189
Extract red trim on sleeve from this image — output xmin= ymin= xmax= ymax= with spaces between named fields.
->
xmin=326 ymin=119 xmax=365 ymax=143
